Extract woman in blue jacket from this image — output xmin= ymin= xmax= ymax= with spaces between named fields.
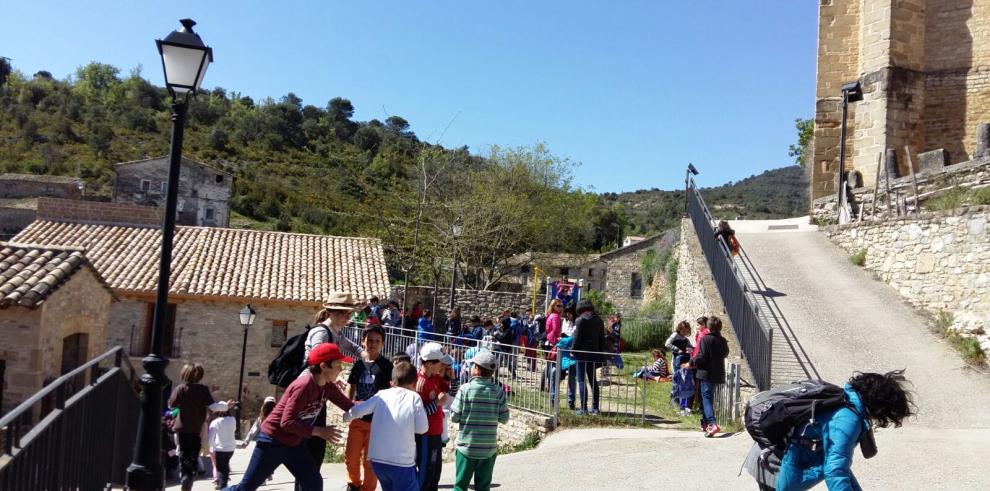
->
xmin=775 ymin=370 xmax=913 ymax=491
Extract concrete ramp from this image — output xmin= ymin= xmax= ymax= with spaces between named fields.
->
xmin=733 ymin=220 xmax=990 ymax=488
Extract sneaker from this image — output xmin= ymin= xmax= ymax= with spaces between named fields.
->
xmin=588 ymin=409 xmax=601 ymax=416
xmin=678 ymin=409 xmax=686 ymax=417
xmin=705 ymin=424 xmax=720 ymax=437
xmin=684 ymin=408 xmax=692 ymax=415
xmin=574 ymin=409 xmax=586 ymax=416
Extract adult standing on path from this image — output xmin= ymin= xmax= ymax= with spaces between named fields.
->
xmin=302 ymin=292 xmax=363 ymax=482
xmin=571 ymin=299 xmax=605 ymax=415
xmin=169 ymin=363 xmax=234 ymax=491
xmin=691 ymin=316 xmax=729 ymax=437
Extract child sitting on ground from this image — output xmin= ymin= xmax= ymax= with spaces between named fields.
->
xmin=342 ymin=361 xmax=428 ymax=491
xmin=633 ymin=348 xmax=670 ymax=382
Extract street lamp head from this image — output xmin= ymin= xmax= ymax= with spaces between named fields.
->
xmin=841 ymin=81 xmax=863 ymax=103
xmin=239 ymin=304 xmax=257 ymax=328
xmin=156 ymin=18 xmax=213 ymax=101
xmin=687 ymin=163 xmax=699 ymax=176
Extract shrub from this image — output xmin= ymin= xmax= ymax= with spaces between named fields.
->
xmin=622 ymin=315 xmax=672 ymax=352
xmin=947 ymin=334 xmax=986 ymax=366
xmin=849 ymin=248 xmax=867 ymax=267
xmin=585 ymin=290 xmax=615 ymax=317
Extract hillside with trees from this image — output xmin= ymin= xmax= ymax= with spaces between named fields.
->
xmin=602 ymin=166 xmax=808 ymax=236
xmin=0 ymin=58 xmax=807 ymax=286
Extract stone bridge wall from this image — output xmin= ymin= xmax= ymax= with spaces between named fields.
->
xmin=824 ymin=207 xmax=990 ymax=355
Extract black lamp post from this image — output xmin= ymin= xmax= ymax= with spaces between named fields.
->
xmin=448 ymin=218 xmax=463 ymax=311
xmin=235 ymin=304 xmax=257 ymax=439
xmin=685 ymin=163 xmax=699 ymax=216
xmin=126 ymin=18 xmax=212 ymax=491
xmin=837 ymin=81 xmax=863 ymax=223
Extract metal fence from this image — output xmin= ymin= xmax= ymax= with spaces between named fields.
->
xmin=342 ymin=325 xmax=660 ymax=422
xmin=0 ymin=346 xmax=140 ymax=489
xmin=342 ymin=324 xmax=741 ymax=426
xmin=688 ymin=177 xmax=774 ymax=390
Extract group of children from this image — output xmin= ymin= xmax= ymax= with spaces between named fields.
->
xmin=634 ymin=315 xmax=728 ymax=435
xmin=217 ymin=324 xmax=508 ymax=491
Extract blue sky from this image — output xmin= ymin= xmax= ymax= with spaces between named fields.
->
xmin=2 ymin=1 xmax=818 ymax=192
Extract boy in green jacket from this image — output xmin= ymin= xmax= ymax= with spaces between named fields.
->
xmin=450 ymin=350 xmax=509 ymax=491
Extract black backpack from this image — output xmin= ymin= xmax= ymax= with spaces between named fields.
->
xmin=268 ymin=325 xmax=326 ymax=388
xmin=744 ymin=380 xmax=851 ymax=457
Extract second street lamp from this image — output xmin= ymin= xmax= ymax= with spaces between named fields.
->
xmin=127 ymin=18 xmax=212 ymax=491
xmin=235 ymin=304 xmax=257 ymax=439
xmin=448 ymin=218 xmax=463 ymax=311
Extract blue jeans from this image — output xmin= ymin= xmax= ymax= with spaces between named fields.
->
xmin=371 ymin=461 xmax=419 ymax=491
xmin=576 ymin=361 xmax=600 ymax=411
xmin=566 ymin=367 xmax=576 ymax=408
xmin=225 ymin=432 xmax=322 ymax=491
xmin=700 ymin=380 xmax=717 ymax=427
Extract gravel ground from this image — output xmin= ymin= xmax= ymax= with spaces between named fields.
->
xmin=172 ymin=221 xmax=990 ymax=490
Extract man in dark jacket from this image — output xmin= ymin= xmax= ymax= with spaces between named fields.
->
xmin=690 ymin=316 xmax=730 ymax=437
xmin=570 ymin=299 xmax=605 ymax=415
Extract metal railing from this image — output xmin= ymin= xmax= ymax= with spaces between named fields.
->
xmin=687 ymin=177 xmax=774 ymax=390
xmin=0 ymin=346 xmax=140 ymax=489
xmin=342 ymin=325 xmax=658 ymax=423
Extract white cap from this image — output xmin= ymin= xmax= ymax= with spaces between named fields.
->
xmin=419 ymin=342 xmax=444 ymax=361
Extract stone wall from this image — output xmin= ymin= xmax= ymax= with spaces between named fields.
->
xmin=37 ymin=197 xmax=163 ymax=226
xmin=673 ymin=219 xmax=714 ymax=325
xmin=811 ymin=0 xmax=990 ymax=201
xmin=0 ymin=175 xmax=82 ymax=200
xmin=812 ymin=156 xmax=990 ymax=223
xmin=0 ymin=205 xmax=36 ymax=239
xmin=0 ymin=268 xmax=112 ymax=413
xmin=674 ymin=219 xmax=756 ymax=391
xmin=823 ymin=207 xmax=990 ymax=355
xmin=37 ymin=268 xmax=112 ymax=381
xmin=111 ymin=296 xmax=318 ymax=420
xmin=390 ymin=286 xmax=531 ymax=321
xmin=0 ymin=308 xmax=42 ymax=414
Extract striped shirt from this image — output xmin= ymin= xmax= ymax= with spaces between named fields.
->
xmin=450 ymin=376 xmax=510 ymax=459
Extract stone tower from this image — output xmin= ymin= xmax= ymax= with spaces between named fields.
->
xmin=811 ymin=0 xmax=990 ymax=201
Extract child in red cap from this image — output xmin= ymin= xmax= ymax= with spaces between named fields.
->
xmin=226 ymin=343 xmax=354 ymax=491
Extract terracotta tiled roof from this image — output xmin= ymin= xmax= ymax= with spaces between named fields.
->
xmin=12 ymin=221 xmax=390 ymax=304
xmin=0 ymin=242 xmax=92 ymax=308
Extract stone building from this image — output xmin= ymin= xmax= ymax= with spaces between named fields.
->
xmin=582 ymin=233 xmax=673 ymax=315
xmin=0 ymin=174 xmax=84 ymax=239
xmin=0 ymin=242 xmax=114 ymax=414
xmin=113 ymin=157 xmax=233 ymax=227
xmin=12 ymin=220 xmax=390 ymax=417
xmin=500 ymin=252 xmax=602 ymax=292
xmin=811 ymin=0 xmax=990 ymax=201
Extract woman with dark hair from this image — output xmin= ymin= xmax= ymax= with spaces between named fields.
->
xmin=773 ymin=370 xmax=914 ymax=491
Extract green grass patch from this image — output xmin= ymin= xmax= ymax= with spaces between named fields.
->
xmin=947 ymin=334 xmax=987 ymax=366
xmin=849 ymin=248 xmax=867 ymax=267
xmin=924 ymin=187 xmax=990 ymax=211
xmin=323 ymin=442 xmax=345 ymax=463
xmin=497 ymin=431 xmax=541 ymax=455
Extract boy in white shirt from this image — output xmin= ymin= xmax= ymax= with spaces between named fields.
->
xmin=343 ymin=361 xmax=428 ymax=491
xmin=207 ymin=408 xmax=238 ymax=489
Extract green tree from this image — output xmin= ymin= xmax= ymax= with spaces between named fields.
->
xmin=788 ymin=118 xmax=814 ymax=167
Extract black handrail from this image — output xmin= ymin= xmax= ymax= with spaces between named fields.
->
xmin=0 ymin=346 xmax=141 ymax=489
xmin=687 ymin=177 xmax=773 ymax=390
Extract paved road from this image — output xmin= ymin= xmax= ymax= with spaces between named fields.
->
xmin=172 ymin=220 xmax=990 ymax=490
xmin=736 ymin=222 xmax=990 ymax=488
